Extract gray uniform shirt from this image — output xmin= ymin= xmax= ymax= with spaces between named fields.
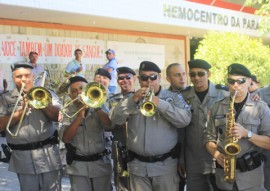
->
xmin=0 ymin=88 xmax=62 ymax=174
xmin=110 ymin=87 xmax=191 ymax=177
xmin=181 ymin=82 xmax=229 ymax=174
xmin=61 ymin=103 xmax=112 ymax=178
xmin=258 ymin=85 xmax=270 ymax=168
xmin=205 ymin=95 xmax=270 ymax=190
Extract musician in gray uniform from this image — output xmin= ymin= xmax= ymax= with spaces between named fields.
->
xmin=111 ymin=61 xmax=191 ymax=191
xmin=205 ymin=63 xmax=270 ymax=191
xmin=180 ymin=59 xmax=229 ymax=191
xmin=61 ymin=75 xmax=112 ymax=191
xmin=109 ymin=66 xmax=136 ymax=191
xmin=257 ymin=84 xmax=270 ymax=191
xmin=0 ymin=61 xmax=62 ymax=191
xmin=166 ymin=63 xmax=187 ymax=191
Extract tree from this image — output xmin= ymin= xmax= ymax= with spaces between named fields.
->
xmin=194 ymin=31 xmax=270 ymax=86
xmin=245 ymin=0 xmax=270 ymax=34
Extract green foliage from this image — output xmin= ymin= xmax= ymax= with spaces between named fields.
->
xmin=194 ymin=31 xmax=270 ymax=86
xmin=245 ymin=0 xmax=270 ymax=34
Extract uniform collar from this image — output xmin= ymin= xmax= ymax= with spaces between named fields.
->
xmin=220 ymin=93 xmax=253 ymax=106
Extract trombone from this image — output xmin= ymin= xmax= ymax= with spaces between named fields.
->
xmin=56 ymin=73 xmax=75 ymax=97
xmin=6 ymin=71 xmax=52 ymax=137
xmin=140 ymin=88 xmax=157 ymax=117
xmin=60 ymin=82 xmax=107 ymax=118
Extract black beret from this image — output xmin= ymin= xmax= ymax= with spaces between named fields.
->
xmin=188 ymin=59 xmax=211 ymax=70
xmin=139 ymin=61 xmax=161 ymax=73
xmin=251 ymin=75 xmax=259 ymax=83
xmin=11 ymin=61 xmax=34 ymax=72
xmin=68 ymin=76 xmax=88 ymax=87
xmin=117 ymin=67 xmax=136 ymax=75
xmin=95 ymin=68 xmax=111 ymax=80
xmin=228 ymin=63 xmax=251 ymax=78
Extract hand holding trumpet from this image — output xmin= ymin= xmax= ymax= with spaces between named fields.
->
xmin=132 ymin=87 xmax=151 ymax=103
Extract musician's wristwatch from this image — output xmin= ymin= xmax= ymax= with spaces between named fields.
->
xmin=247 ymin=130 xmax=253 ymax=139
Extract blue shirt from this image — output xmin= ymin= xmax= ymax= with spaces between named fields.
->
xmin=65 ymin=59 xmax=85 ymax=77
xmin=103 ymin=58 xmax=117 ymax=86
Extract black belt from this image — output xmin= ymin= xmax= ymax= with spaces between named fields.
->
xmin=216 ymin=151 xmax=265 ymax=172
xmin=8 ymin=131 xmax=59 ymax=151
xmin=128 ymin=143 xmax=181 ymax=163
xmin=73 ymin=149 xmax=110 ymax=162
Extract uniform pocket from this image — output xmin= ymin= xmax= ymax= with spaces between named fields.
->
xmin=242 ymin=118 xmax=260 ymax=133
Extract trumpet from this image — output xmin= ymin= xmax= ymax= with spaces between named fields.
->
xmin=60 ymin=82 xmax=107 ymax=118
xmin=6 ymin=71 xmax=52 ymax=137
xmin=140 ymin=89 xmax=157 ymax=117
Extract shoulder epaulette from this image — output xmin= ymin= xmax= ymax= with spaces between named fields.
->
xmin=215 ymin=84 xmax=228 ymax=91
xmin=180 ymin=86 xmax=192 ymax=92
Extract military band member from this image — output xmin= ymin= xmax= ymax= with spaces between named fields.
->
xmin=248 ymin=75 xmax=260 ymax=95
xmin=0 ymin=61 xmax=62 ymax=191
xmin=111 ymin=61 xmax=191 ymax=191
xmin=109 ymin=66 xmax=137 ymax=191
xmin=166 ymin=63 xmax=187 ymax=92
xmin=257 ymin=84 xmax=270 ymax=191
xmin=61 ymin=75 xmax=112 ymax=191
xmin=94 ymin=68 xmax=115 ymax=190
xmin=180 ymin=59 xmax=229 ymax=191
xmin=166 ymin=63 xmax=188 ymax=191
xmin=205 ymin=63 xmax=270 ymax=191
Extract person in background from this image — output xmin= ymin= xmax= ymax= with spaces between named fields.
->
xmin=248 ymin=75 xmax=260 ymax=94
xmin=205 ymin=63 xmax=270 ymax=191
xmin=28 ymin=51 xmax=45 ymax=86
xmin=0 ymin=61 xmax=62 ymax=191
xmin=166 ymin=63 xmax=187 ymax=191
xmin=103 ymin=49 xmax=118 ymax=94
xmin=61 ymin=75 xmax=112 ymax=191
xmin=111 ymin=61 xmax=191 ymax=191
xmin=0 ymin=79 xmax=8 ymax=94
xmin=65 ymin=49 xmax=86 ymax=77
xmin=180 ymin=59 xmax=229 ymax=191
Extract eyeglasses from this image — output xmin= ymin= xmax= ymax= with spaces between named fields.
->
xmin=189 ymin=71 xmax=207 ymax=78
xmin=227 ymin=78 xmax=247 ymax=85
xmin=139 ymin=74 xmax=158 ymax=81
xmin=118 ymin=75 xmax=132 ymax=80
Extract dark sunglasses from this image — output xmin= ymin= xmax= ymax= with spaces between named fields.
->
xmin=227 ymin=78 xmax=247 ymax=85
xmin=189 ymin=71 xmax=207 ymax=78
xmin=118 ymin=75 xmax=132 ymax=80
xmin=139 ymin=74 xmax=158 ymax=81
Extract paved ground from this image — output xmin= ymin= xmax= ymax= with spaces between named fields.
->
xmin=0 ymin=136 xmax=71 ymax=191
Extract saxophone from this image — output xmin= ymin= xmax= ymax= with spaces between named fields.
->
xmin=224 ymin=91 xmax=241 ymax=183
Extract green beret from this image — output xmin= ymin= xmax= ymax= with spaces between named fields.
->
xmin=139 ymin=61 xmax=161 ymax=73
xmin=11 ymin=61 xmax=33 ymax=72
xmin=228 ymin=63 xmax=251 ymax=78
xmin=188 ymin=59 xmax=211 ymax=70
xmin=117 ymin=67 xmax=136 ymax=75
